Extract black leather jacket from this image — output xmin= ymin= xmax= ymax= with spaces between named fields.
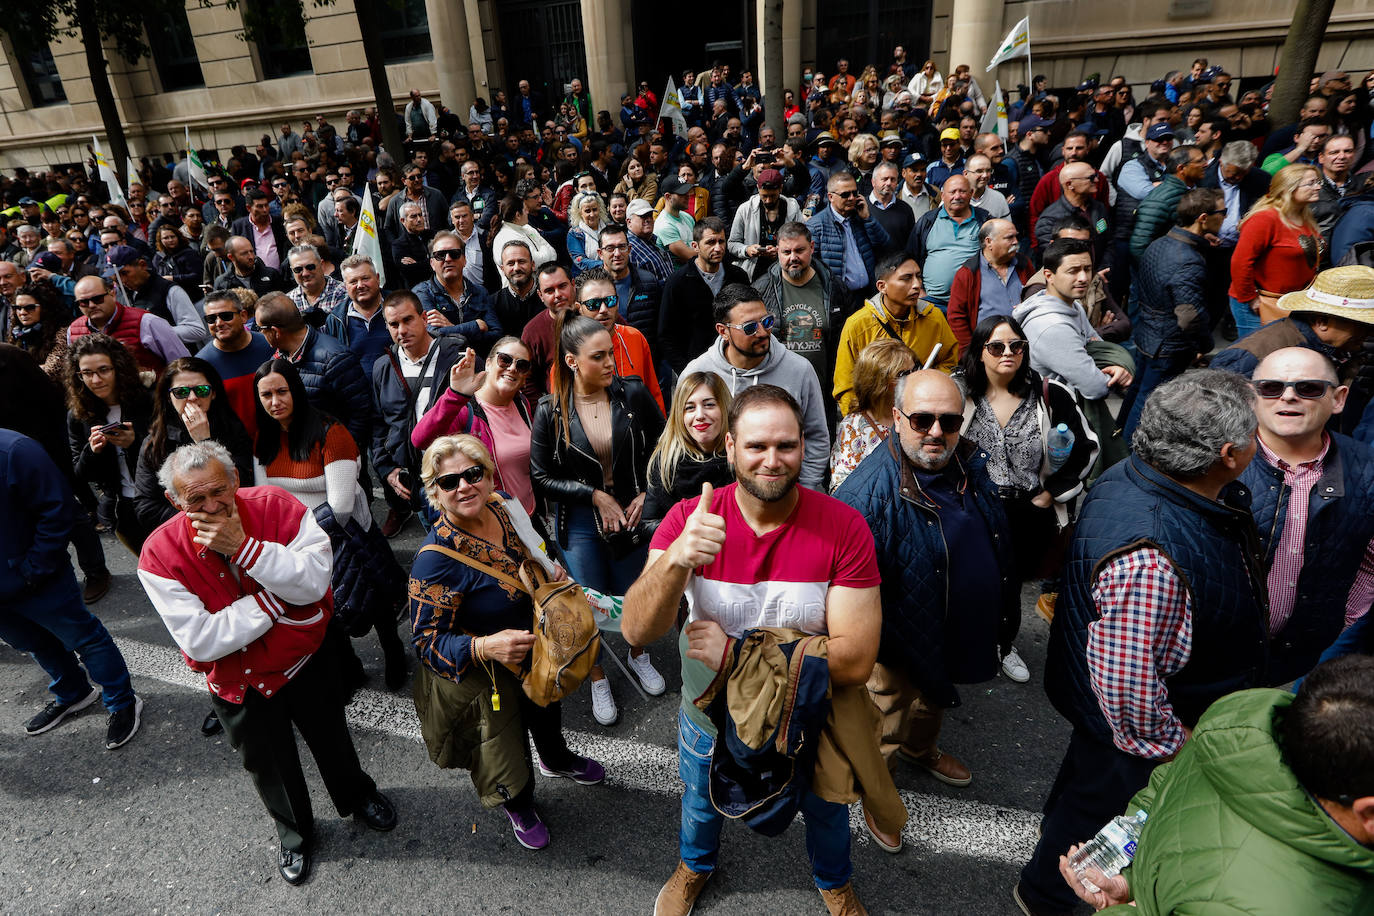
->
xmin=529 ymin=376 xmax=665 ymax=546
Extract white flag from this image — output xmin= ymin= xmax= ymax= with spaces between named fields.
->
xmin=90 ymin=136 xmax=128 ymax=212
xmin=185 ymin=126 xmax=209 ymax=194
xmin=986 ymin=17 xmax=1031 ymax=72
xmin=352 ymin=185 xmax=387 ymax=288
xmin=658 ymin=76 xmax=688 ymax=137
xmin=126 ymin=158 xmax=142 ymax=196
xmin=980 ymin=82 xmax=1009 ymax=138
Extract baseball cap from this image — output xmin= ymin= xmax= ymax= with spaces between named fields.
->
xmin=625 ymin=199 xmax=654 ymax=218
xmin=879 ymin=135 xmax=906 ymax=149
xmin=17 ymin=197 xmax=38 ymax=206
xmin=939 ymin=127 xmax=961 ymax=142
xmin=1078 ymin=121 xmax=1111 ymax=139
xmin=661 ymin=176 xmax=694 ymax=196
xmin=1076 ymin=78 xmax=1099 ymax=92
xmin=31 ymin=251 xmax=63 ymax=272
xmin=901 ymin=153 xmax=927 ymax=170
xmin=757 ymin=168 xmax=783 ymax=189
xmin=814 ymin=132 xmax=841 ymax=149
xmin=1322 ymin=70 xmax=1349 ymax=84
xmin=106 ymin=245 xmax=144 ymax=268
xmin=1018 ymin=115 xmax=1052 ymax=133
xmin=1145 ymin=123 xmax=1176 ymax=141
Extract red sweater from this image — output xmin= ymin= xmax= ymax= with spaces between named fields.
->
xmin=1229 ymin=208 xmax=1319 ymax=302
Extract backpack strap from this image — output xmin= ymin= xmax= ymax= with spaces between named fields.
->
xmin=419 ymin=543 xmax=527 ymax=595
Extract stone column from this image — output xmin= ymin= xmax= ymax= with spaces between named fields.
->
xmin=782 ymin=0 xmax=802 ymax=102
xmin=463 ymin=0 xmax=489 ymax=93
xmin=757 ymin=0 xmax=784 ymax=124
xmin=947 ymin=0 xmax=1004 ymax=80
xmin=580 ymin=0 xmax=628 ymax=114
xmin=425 ymin=0 xmax=477 ymax=110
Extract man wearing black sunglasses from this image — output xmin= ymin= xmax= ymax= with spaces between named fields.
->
xmin=835 ymin=370 xmax=1015 ymax=808
xmin=1236 ymin=347 xmax=1374 ymax=685
xmin=195 ymin=290 xmax=274 ymax=435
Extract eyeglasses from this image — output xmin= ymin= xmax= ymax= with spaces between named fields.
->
xmin=170 ymin=384 xmax=213 ymax=399
xmin=1253 ymin=378 xmax=1336 ymax=399
xmin=724 ymin=314 xmax=776 ymax=335
xmin=984 ymin=339 xmax=1027 ymax=357
xmin=256 ymin=323 xmax=278 ymax=333
xmin=599 ymin=242 xmax=628 ymax=252
xmin=1298 ymin=180 xmax=1324 ymax=189
xmin=291 ymin=263 xmax=318 ymax=274
xmin=74 ymin=293 xmax=107 ymax=308
xmin=900 ymin=411 xmax=964 ymax=434
xmin=580 ymin=295 xmax=618 ymax=313
xmin=78 ymin=365 xmax=115 ymax=379
xmin=205 ymin=310 xmax=239 ymax=324
xmin=430 ymin=249 xmax=463 ymax=261
xmin=493 ymin=351 xmax=532 ymax=374
xmin=11 ymin=303 xmax=38 ymax=313
xmin=435 ymin=466 xmax=485 ymax=490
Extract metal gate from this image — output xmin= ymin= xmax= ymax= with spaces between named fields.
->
xmin=497 ymin=0 xmax=589 ymax=105
xmin=818 ymin=0 xmax=931 ymax=78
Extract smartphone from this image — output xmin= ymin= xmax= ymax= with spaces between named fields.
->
xmin=96 ymin=421 xmax=126 ymax=434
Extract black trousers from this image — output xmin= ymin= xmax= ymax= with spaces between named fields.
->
xmin=1018 ymin=727 xmax=1159 ymax=910
xmin=211 ymin=645 xmax=376 ymax=852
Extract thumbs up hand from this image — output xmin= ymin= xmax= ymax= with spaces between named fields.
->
xmin=670 ymin=482 xmax=727 ymax=570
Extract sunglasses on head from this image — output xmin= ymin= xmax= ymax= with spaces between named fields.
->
xmin=170 ymin=384 xmax=213 ymax=399
xmin=435 ymin=466 xmax=485 ymax=490
xmin=1254 ymin=378 xmax=1335 ymax=399
xmin=205 ymin=310 xmax=239 ymax=324
xmin=985 ymin=339 xmax=1027 ymax=357
xmin=901 ymin=411 xmax=964 ymax=434
xmin=580 ymin=294 xmax=618 ymax=313
xmin=493 ymin=351 xmax=532 ymax=373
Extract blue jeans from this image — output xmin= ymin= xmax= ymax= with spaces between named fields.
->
xmin=0 ymin=567 xmax=135 ymax=713
xmin=557 ymin=504 xmax=648 ymax=596
xmin=1230 ymin=295 xmax=1263 ymax=338
xmin=676 ymin=707 xmax=853 ymax=889
xmin=1119 ymin=350 xmax=1195 ymax=443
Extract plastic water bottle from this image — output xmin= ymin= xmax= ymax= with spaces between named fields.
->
xmin=1047 ymin=423 xmax=1074 ymax=472
xmin=1068 ymin=810 xmax=1148 ymax=893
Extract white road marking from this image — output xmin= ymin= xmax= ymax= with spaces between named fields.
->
xmin=113 ymin=636 xmax=1041 ymax=864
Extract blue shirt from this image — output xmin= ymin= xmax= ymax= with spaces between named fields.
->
xmin=343 ymin=304 xmax=394 ymax=370
xmin=978 ymin=254 xmax=1023 ymax=321
xmin=1117 ymin=155 xmax=1166 ymax=201
xmin=927 ymin=158 xmax=966 ymax=189
xmin=922 ymin=209 xmax=983 ymax=304
xmin=833 ymin=209 xmax=868 ymax=291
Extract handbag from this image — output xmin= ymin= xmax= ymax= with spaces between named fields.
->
xmin=417 ymin=543 xmax=600 ymax=707
xmin=592 ymin=510 xmax=646 ymax=560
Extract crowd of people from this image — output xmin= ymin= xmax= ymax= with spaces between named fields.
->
xmin=2 ymin=46 xmax=1374 ymax=916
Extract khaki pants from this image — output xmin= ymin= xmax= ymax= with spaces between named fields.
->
xmin=866 ymin=662 xmax=943 ymax=772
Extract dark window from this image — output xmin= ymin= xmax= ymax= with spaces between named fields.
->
xmin=247 ymin=0 xmax=312 ymax=79
xmin=818 ymin=0 xmax=930 ymax=81
xmin=498 ymin=0 xmax=588 ymax=111
xmin=379 ymin=0 xmax=432 ymax=62
xmin=145 ymin=7 xmax=205 ymax=90
xmin=16 ymin=42 xmax=66 ymax=107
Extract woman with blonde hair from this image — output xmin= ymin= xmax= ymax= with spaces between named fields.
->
xmin=614 ymin=155 xmax=658 ymax=204
xmin=567 ymin=191 xmax=607 ymax=276
xmin=829 ymin=339 xmax=916 ymax=492
xmin=409 ymin=433 xmax=604 ymax=850
xmin=1229 ymin=164 xmax=1323 ymax=334
xmin=643 ymin=371 xmax=734 ymax=534
xmin=847 ymin=133 xmax=882 ymax=193
xmin=907 ymin=59 xmax=944 ymax=107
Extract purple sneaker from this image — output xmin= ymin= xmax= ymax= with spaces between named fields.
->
xmin=504 ymin=803 xmax=550 ymax=850
xmin=537 ymin=754 xmax=606 ymax=785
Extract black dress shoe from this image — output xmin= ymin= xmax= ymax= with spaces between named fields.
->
xmin=278 ymin=846 xmax=310 ymax=886
xmin=354 ymin=789 xmax=398 ymax=831
xmin=200 ymin=710 xmax=223 ymax=737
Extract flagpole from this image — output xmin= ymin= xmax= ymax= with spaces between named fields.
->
xmin=1026 ymin=23 xmax=1033 ymax=96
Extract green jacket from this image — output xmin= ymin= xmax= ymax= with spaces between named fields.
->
xmin=1102 ymin=688 xmax=1374 ymax=916
xmin=1129 ymin=175 xmax=1190 ymax=262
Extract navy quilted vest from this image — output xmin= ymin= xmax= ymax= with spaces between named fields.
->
xmin=1242 ymin=433 xmax=1374 ymax=685
xmin=1047 ymin=455 xmax=1269 ymax=745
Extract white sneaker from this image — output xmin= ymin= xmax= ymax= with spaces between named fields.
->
xmin=1001 ymin=647 xmax=1030 ymax=683
xmin=627 ymin=650 xmax=666 ymax=696
xmin=590 ymin=677 xmax=619 ymax=725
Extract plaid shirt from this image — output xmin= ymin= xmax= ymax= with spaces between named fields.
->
xmin=289 ymin=276 xmax=349 ymax=320
xmin=1087 ymin=548 xmax=1192 ymax=759
xmin=628 ymin=232 xmax=673 ymax=287
xmin=1258 ymin=434 xmax=1374 ymax=631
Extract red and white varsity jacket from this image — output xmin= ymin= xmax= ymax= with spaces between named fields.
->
xmin=138 ymin=485 xmax=334 ymax=704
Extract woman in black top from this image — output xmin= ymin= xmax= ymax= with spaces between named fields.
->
xmin=643 ymin=371 xmax=734 ymax=535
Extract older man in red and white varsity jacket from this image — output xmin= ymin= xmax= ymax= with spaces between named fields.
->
xmin=136 ymin=440 xmax=397 ymax=887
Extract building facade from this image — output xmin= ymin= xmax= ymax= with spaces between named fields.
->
xmin=0 ymin=0 xmax=1369 ymax=172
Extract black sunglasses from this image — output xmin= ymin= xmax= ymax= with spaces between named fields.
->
xmin=831 ymin=190 xmax=859 ymax=199
xmin=1254 ymin=379 xmax=1336 ymax=399
xmin=291 ymin=263 xmax=318 ymax=274
xmin=170 ymin=384 xmax=213 ymax=399
xmin=435 ymin=466 xmax=485 ymax=490
xmin=430 ymin=249 xmax=463 ymax=261
xmin=205 ymin=310 xmax=239 ymax=324
xmin=11 ymin=303 xmax=38 ymax=313
xmin=900 ymin=411 xmax=964 ymax=434
xmin=493 ymin=351 xmax=532 ymax=374
xmin=580 ymin=294 xmax=618 ymax=313
xmin=985 ymin=339 xmax=1027 ymax=357
xmin=74 ymin=293 xmax=107 ymax=308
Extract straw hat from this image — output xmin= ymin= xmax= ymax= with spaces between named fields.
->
xmin=1277 ymin=265 xmax=1374 ymax=325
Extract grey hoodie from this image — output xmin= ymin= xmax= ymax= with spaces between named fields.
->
xmin=1012 ymin=288 xmax=1110 ymax=400
xmin=680 ymin=337 xmax=830 ymax=489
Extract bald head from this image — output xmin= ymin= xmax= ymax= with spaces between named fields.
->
xmin=894 ymin=370 xmax=964 ymax=471
xmin=1254 ymin=347 xmax=1339 ymax=386
xmin=1060 ymin=162 xmax=1095 ymax=187
xmin=897 ymin=369 xmax=964 ymax=412
xmin=1253 ymin=346 xmax=1346 ymax=446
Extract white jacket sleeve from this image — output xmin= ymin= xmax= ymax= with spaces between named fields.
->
xmin=165 ymin=286 xmax=209 ymax=348
xmin=229 ymin=508 xmax=333 ymax=606
xmin=138 ymin=568 xmax=279 ymax=662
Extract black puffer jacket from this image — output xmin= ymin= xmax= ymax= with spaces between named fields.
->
xmin=530 ymin=376 xmax=665 ymax=546
xmin=278 ymin=327 xmax=375 ymax=459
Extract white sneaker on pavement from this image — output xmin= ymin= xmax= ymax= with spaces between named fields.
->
xmin=627 ymin=650 xmax=666 ymax=695
xmin=590 ymin=677 xmax=619 ymax=725
xmin=1001 ymin=647 xmax=1030 ymax=683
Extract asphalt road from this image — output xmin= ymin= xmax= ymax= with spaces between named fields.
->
xmin=0 ymin=512 xmax=1080 ymax=916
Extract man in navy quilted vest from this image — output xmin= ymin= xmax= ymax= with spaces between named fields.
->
xmin=138 ymin=441 xmax=397 ymax=888
xmin=1016 ymin=369 xmax=1268 ymax=916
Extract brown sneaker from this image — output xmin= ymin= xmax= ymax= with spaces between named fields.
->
xmin=862 ymin=804 xmax=902 ymax=853
xmin=1035 ymin=592 xmax=1057 ymax=624
xmin=899 ymin=747 xmax=973 ymax=786
xmin=818 ymin=881 xmax=868 ymax=916
xmin=653 ymin=861 xmax=710 ymax=916
xmin=82 ymin=570 xmax=112 ymax=604
xmin=380 ymin=508 xmax=408 ymax=539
